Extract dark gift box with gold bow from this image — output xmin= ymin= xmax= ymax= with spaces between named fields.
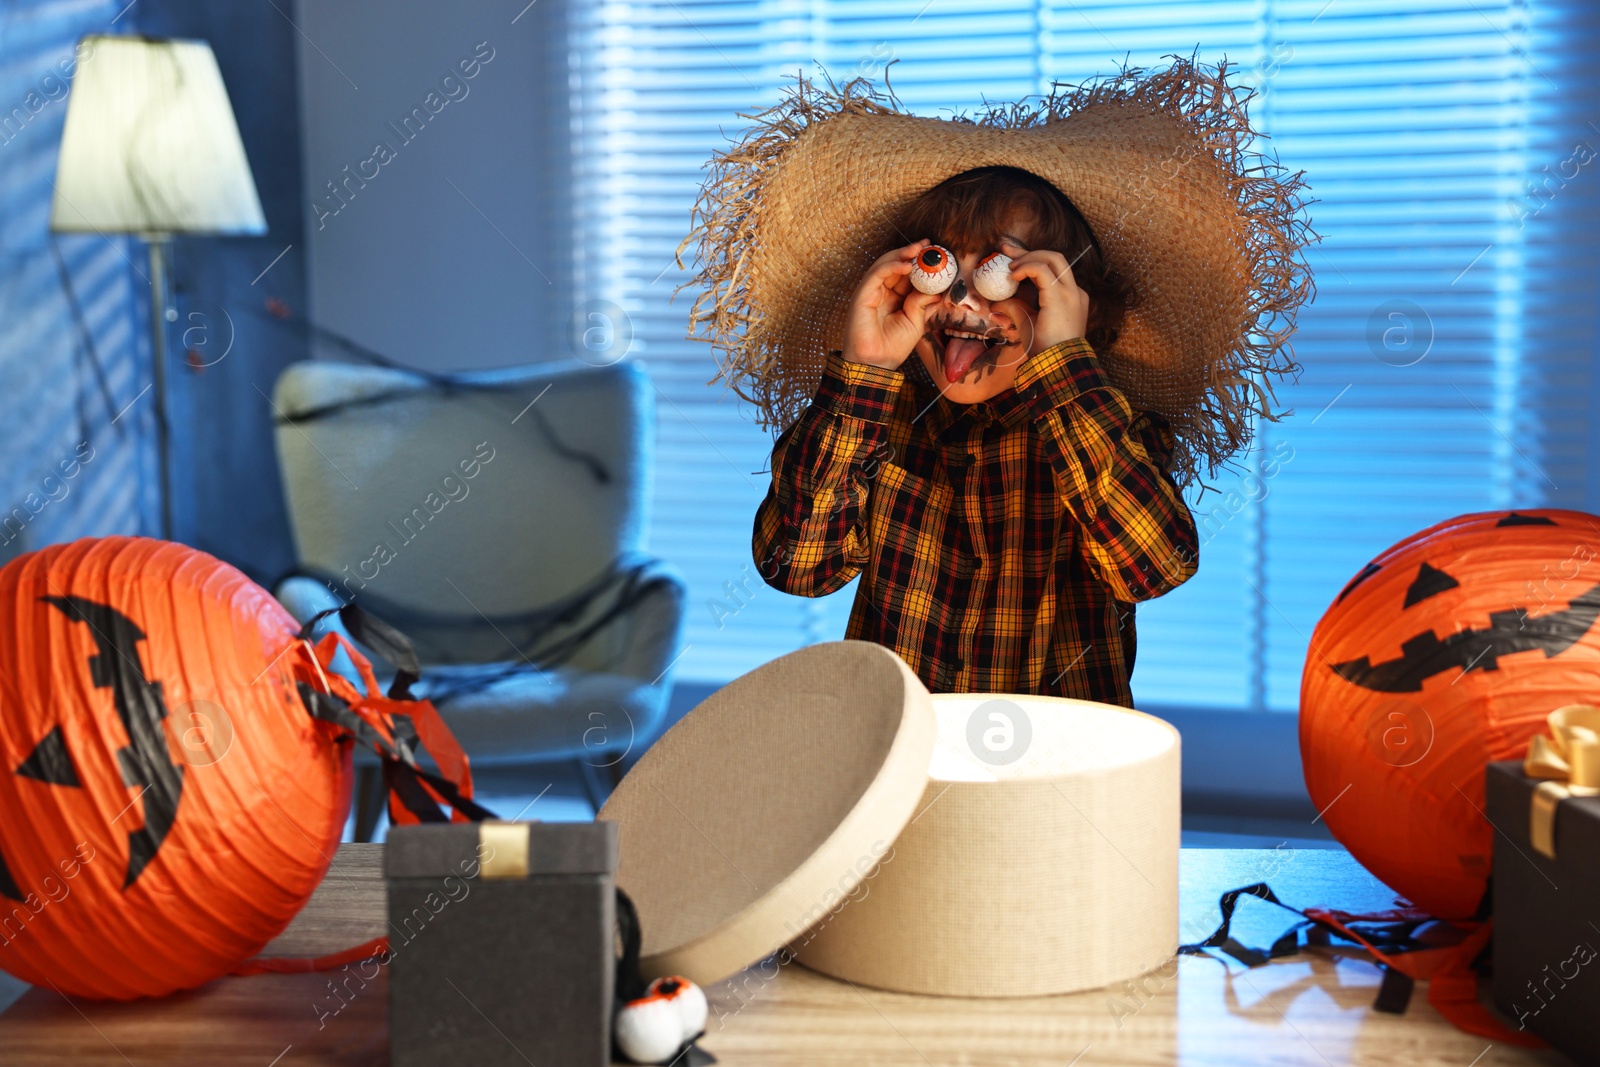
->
xmin=1485 ymin=706 xmax=1600 ymax=1062
xmin=386 ymin=820 xmax=619 ymax=1067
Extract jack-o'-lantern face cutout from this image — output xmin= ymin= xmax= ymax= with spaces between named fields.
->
xmin=0 ymin=596 xmax=187 ymax=899
xmin=0 ymin=726 xmax=74 ymax=901
xmin=0 ymin=537 xmax=351 ymax=1000
xmin=1329 ymin=513 xmax=1600 ymax=693
xmin=1300 ymin=510 xmax=1600 ymax=919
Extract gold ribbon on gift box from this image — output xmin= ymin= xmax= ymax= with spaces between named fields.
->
xmin=479 ymin=821 xmax=532 ymax=879
xmin=1522 ymin=704 xmax=1600 ymax=859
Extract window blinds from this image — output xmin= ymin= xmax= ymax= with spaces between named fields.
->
xmin=0 ymin=2 xmax=152 ymax=558
xmin=569 ymin=0 xmax=1600 ymax=707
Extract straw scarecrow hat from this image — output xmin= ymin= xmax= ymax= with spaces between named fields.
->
xmin=676 ymin=55 xmax=1318 ymax=486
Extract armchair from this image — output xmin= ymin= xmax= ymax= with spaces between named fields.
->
xmin=271 ymin=357 xmax=686 ymax=838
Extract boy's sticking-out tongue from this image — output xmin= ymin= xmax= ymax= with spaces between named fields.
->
xmin=937 ymin=320 xmax=1014 ymax=384
xmin=942 ymin=331 xmax=994 ymax=383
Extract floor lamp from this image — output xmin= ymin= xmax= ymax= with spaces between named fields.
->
xmin=49 ymin=34 xmax=266 ymax=541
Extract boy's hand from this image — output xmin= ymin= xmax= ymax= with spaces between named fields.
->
xmin=841 ymin=240 xmax=943 ymax=370
xmin=1009 ymin=250 xmax=1090 ymax=358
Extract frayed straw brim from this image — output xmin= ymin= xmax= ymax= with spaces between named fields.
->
xmin=675 ymin=55 xmax=1318 ymax=487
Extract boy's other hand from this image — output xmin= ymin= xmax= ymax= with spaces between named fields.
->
xmin=1009 ymin=249 xmax=1089 ymax=358
xmin=841 ymin=240 xmax=943 ymax=370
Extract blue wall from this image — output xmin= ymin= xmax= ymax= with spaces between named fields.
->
xmin=0 ymin=0 xmax=309 ymax=583
xmin=294 ymin=0 xmax=573 ymax=374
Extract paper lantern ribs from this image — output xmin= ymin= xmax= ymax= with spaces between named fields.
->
xmin=1300 ymin=509 xmax=1600 ymax=918
xmin=0 ymin=536 xmax=484 ymax=998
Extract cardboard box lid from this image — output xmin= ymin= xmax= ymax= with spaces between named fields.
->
xmin=598 ymin=641 xmax=937 ymax=986
xmin=386 ymin=821 xmax=619 ymax=879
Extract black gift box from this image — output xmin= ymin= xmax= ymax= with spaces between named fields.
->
xmin=1486 ymin=761 xmax=1600 ymax=1063
xmin=386 ymin=820 xmax=619 ymax=1067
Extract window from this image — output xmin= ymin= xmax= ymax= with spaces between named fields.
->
xmin=570 ymin=0 xmax=1600 ymax=707
xmin=1 ymin=4 xmax=152 ymax=556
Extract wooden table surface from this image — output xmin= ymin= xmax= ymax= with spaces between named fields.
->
xmin=0 ymin=845 xmax=1571 ymax=1066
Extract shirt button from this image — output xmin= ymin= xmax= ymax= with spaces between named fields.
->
xmin=972 ymin=556 xmax=983 ymax=570
xmin=952 ymin=658 xmax=965 ymax=672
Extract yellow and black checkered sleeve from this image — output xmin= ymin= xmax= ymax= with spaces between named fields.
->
xmin=1016 ymin=338 xmax=1200 ymax=602
xmin=752 ymin=351 xmax=903 ymax=597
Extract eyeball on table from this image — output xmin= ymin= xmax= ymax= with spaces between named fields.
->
xmin=973 ymin=252 xmax=1018 ymax=302
xmin=616 ymin=975 xmax=709 ymax=1064
xmin=909 ymin=245 xmax=957 ymax=294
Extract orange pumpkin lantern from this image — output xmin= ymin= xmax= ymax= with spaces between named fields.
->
xmin=0 ymin=537 xmax=479 ymax=999
xmin=1300 ymin=509 xmax=1600 ymax=919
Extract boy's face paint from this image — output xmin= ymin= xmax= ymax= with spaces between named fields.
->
xmin=914 ymin=208 xmax=1050 ymax=404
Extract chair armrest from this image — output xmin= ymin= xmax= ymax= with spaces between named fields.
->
xmin=273 ymin=575 xmax=367 ymax=688
xmin=275 ymin=574 xmax=347 ymax=622
xmin=569 ymin=559 xmax=688 ymax=689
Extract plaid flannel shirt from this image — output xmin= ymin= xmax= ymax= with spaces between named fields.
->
xmin=752 ymin=337 xmax=1199 ymax=706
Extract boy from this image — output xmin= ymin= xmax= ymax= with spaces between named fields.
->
xmin=677 ymin=61 xmax=1313 ymax=705
xmin=752 ymin=167 xmax=1197 ymax=704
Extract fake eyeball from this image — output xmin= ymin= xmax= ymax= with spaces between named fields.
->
xmin=616 ymin=975 xmax=709 ymax=1064
xmin=655 ymin=975 xmax=708 ymax=1039
xmin=973 ymin=252 xmax=1018 ymax=302
xmin=909 ymin=245 xmax=957 ymax=294
xmin=616 ymin=996 xmax=679 ymax=1064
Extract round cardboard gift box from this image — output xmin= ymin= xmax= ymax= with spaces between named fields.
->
xmin=599 ymin=641 xmax=1181 ymax=998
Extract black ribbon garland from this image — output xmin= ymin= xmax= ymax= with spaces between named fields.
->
xmin=279 ymin=557 xmax=678 ymax=704
xmin=260 ymin=304 xmax=613 ymax=485
xmin=331 ymin=604 xmax=424 ymax=700
xmin=1171 ymin=883 xmax=1491 ymax=1017
xmin=1178 ymin=883 xmax=1308 ymax=968
xmin=294 ymin=603 xmax=497 ymax=825
xmin=1176 ymin=881 xmax=1458 ymax=1016
xmin=615 ymin=887 xmax=648 ymax=1003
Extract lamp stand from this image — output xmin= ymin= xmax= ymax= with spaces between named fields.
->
xmin=145 ymin=236 xmax=174 ymax=541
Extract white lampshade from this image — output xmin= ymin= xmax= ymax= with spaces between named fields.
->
xmin=51 ymin=35 xmax=266 ymax=236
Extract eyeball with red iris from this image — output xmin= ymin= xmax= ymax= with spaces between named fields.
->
xmin=615 ymin=975 xmax=709 ymax=1064
xmin=909 ymin=245 xmax=957 ymax=294
xmin=974 ymin=252 xmax=1018 ymax=302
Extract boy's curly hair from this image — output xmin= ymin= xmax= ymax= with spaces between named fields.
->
xmin=897 ymin=165 xmax=1136 ymax=354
